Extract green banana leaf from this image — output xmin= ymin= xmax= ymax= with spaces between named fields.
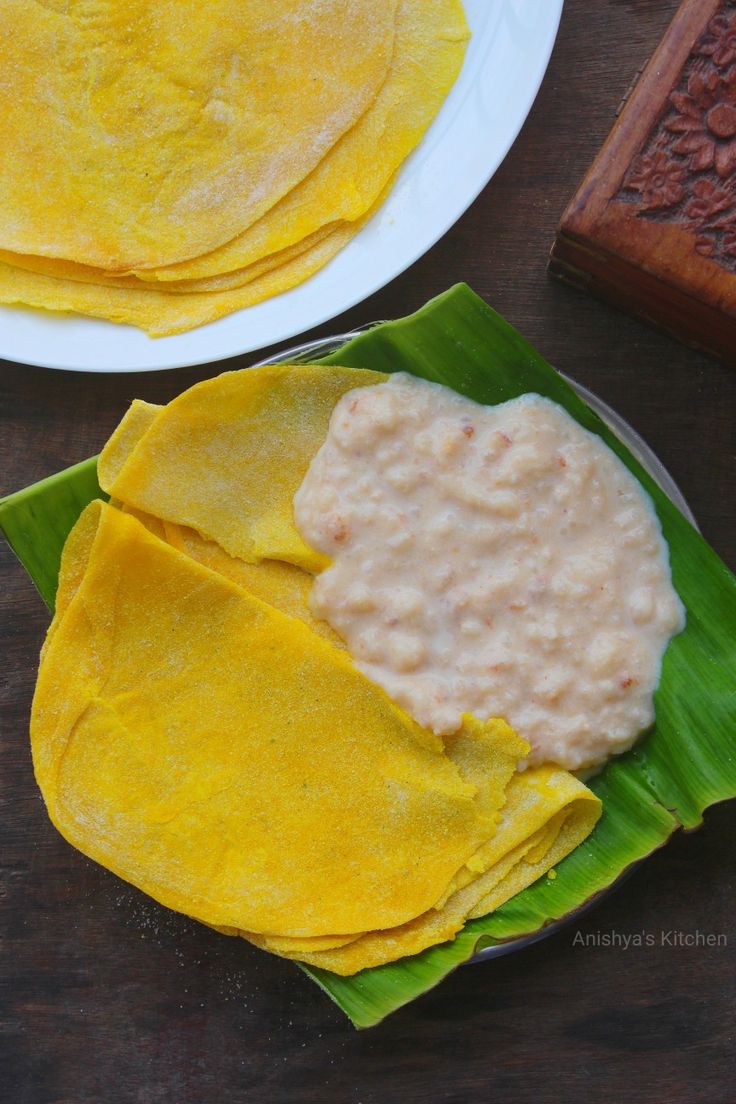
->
xmin=0 ymin=456 xmax=104 ymax=610
xmin=1 ymin=284 xmax=734 ymax=1029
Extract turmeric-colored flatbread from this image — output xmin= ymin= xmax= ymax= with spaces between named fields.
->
xmin=97 ymin=401 xmax=162 ymax=489
xmin=248 ymin=769 xmax=601 ymax=973
xmin=0 ymin=0 xmax=397 ymax=269
xmin=0 ymin=0 xmax=467 ymax=292
xmin=37 ymin=359 xmax=605 ymax=975
xmin=132 ymin=0 xmax=471 ymax=283
xmin=34 ymin=502 xmax=528 ymax=938
xmin=161 ymin=521 xmax=344 ymax=647
xmin=40 ymin=502 xmax=600 ymax=973
xmin=0 ymin=222 xmax=339 ymax=294
xmin=0 ymin=1 xmax=473 ymax=331
xmin=50 ymin=497 xmax=342 ymax=662
xmin=0 ymin=210 xmax=380 ymax=336
xmin=98 ymin=364 xmax=387 ymax=570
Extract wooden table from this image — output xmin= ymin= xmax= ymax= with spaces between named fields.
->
xmin=2 ymin=3 xmax=734 ymax=1101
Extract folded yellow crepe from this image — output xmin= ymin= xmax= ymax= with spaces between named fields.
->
xmin=32 ymin=363 xmax=603 ymax=975
xmin=275 ymin=771 xmax=599 ymax=973
xmin=1 ymin=0 xmax=469 ymax=290
xmin=98 ymin=364 xmax=387 ymax=569
xmin=0 ymin=221 xmax=340 ymax=294
xmin=35 ymin=500 xmax=600 ymax=970
xmin=0 ymin=209 xmax=379 ymax=337
xmin=0 ymin=0 xmax=470 ymax=331
xmin=132 ymin=0 xmax=470 ymax=284
xmin=107 ymin=502 xmax=333 ymax=646
xmin=0 ymin=0 xmax=397 ymax=269
xmin=35 ymin=499 xmax=601 ymax=972
xmin=34 ymin=502 xmax=529 ymax=937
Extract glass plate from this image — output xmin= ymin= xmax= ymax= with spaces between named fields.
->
xmin=257 ymin=328 xmax=697 ymax=965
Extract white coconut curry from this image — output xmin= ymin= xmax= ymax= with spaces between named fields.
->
xmin=294 ymin=373 xmax=685 ymax=771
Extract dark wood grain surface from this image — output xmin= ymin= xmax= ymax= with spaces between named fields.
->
xmin=2 ymin=3 xmax=734 ymax=1102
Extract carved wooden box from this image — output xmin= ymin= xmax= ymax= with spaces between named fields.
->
xmin=550 ymin=0 xmax=736 ymax=364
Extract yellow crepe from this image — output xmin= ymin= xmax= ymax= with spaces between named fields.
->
xmin=50 ymin=499 xmax=340 ymax=651
xmin=0 ymin=222 xmax=339 ymax=294
xmin=0 ymin=0 xmax=397 ymax=269
xmin=132 ymin=0 xmax=471 ymax=283
xmin=97 ymin=400 xmax=162 ymax=489
xmin=42 ymin=503 xmax=600 ymax=973
xmin=43 ymin=497 xmax=533 ymax=961
xmin=260 ymin=772 xmax=600 ymax=973
xmin=41 ymin=498 xmax=106 ymax=660
xmin=98 ymin=364 xmax=387 ymax=570
xmin=0 ymin=207 xmax=381 ymax=336
xmin=37 ymin=361 xmax=603 ymax=975
xmin=34 ymin=502 xmax=527 ymax=938
xmin=161 ymin=520 xmax=344 ymax=647
xmin=0 ymin=0 xmax=467 ymax=291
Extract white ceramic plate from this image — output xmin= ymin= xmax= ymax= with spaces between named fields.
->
xmin=0 ymin=0 xmax=564 ymax=372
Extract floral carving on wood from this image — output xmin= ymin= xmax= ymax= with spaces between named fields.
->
xmin=620 ymin=1 xmax=736 ymax=265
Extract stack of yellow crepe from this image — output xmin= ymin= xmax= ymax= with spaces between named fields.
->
xmin=0 ymin=0 xmax=469 ymax=334
xmin=32 ymin=365 xmax=601 ymax=975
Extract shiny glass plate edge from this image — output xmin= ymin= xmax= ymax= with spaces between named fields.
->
xmin=256 ymin=328 xmax=697 ymax=966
